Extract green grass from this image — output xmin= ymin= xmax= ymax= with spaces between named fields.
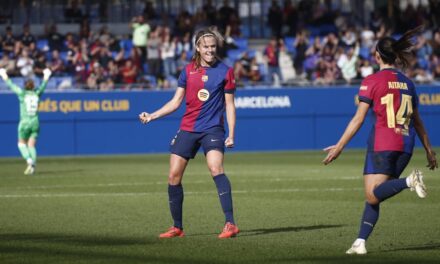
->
xmin=0 ymin=149 xmax=439 ymax=264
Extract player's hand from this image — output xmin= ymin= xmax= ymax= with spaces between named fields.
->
xmin=322 ymin=145 xmax=342 ymax=165
xmin=225 ymin=137 xmax=234 ymax=148
xmin=426 ymin=150 xmax=438 ymax=170
xmin=0 ymin=68 xmax=8 ymax=80
xmin=139 ymin=112 xmax=152 ymax=124
xmin=43 ymin=68 xmax=52 ymax=80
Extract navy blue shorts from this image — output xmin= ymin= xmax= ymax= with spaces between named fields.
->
xmin=363 ymin=151 xmax=412 ymax=178
xmin=169 ymin=127 xmax=225 ymax=160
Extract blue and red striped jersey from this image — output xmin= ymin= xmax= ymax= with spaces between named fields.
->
xmin=358 ymin=68 xmax=418 ymax=153
xmin=177 ymin=60 xmax=236 ymax=132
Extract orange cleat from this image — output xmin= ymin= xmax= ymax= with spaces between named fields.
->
xmin=159 ymin=227 xmax=185 ymax=238
xmin=218 ymin=222 xmax=239 ymax=239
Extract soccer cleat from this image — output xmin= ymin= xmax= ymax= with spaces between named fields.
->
xmin=407 ymin=169 xmax=427 ymax=198
xmin=24 ymin=164 xmax=35 ymax=175
xmin=218 ymin=222 xmax=239 ymax=239
xmin=159 ymin=227 xmax=185 ymax=238
xmin=346 ymin=240 xmax=367 ymax=255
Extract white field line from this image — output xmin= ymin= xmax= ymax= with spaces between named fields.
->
xmin=0 ymin=176 xmax=360 ymax=190
xmin=0 ymin=187 xmax=365 ymax=198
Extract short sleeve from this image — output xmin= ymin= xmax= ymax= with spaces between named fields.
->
xmin=410 ymin=82 xmax=419 ymax=109
xmin=177 ymin=65 xmax=188 ymax=89
xmin=358 ymin=77 xmax=373 ymax=105
xmin=224 ymin=68 xmax=236 ymax=94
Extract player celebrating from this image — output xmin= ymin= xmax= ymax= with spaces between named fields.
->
xmin=139 ymin=28 xmax=239 ymax=239
xmin=0 ymin=68 xmax=52 ymax=175
xmin=323 ymin=26 xmax=437 ymax=255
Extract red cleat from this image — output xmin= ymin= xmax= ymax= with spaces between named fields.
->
xmin=159 ymin=227 xmax=185 ymax=238
xmin=218 ymin=222 xmax=239 ymax=239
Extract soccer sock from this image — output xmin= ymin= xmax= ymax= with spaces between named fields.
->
xmin=213 ymin=174 xmax=234 ymax=224
xmin=168 ymin=184 xmax=184 ymax=229
xmin=358 ymin=202 xmax=380 ymax=240
xmin=18 ymin=143 xmax=30 ymax=162
xmin=28 ymin=146 xmax=37 ymax=165
xmin=373 ymin=179 xmax=408 ymax=202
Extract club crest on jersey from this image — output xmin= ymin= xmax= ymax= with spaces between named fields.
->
xmin=197 ymin=89 xmax=210 ymax=101
xmin=201 ymin=75 xmax=208 ymax=82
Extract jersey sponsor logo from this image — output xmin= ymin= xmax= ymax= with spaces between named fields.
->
xmin=197 ymin=89 xmax=210 ymax=101
xmin=359 ymin=85 xmax=368 ymax=91
xmin=201 ymin=75 xmax=208 ymax=82
xmin=388 ymin=81 xmax=408 ymax=90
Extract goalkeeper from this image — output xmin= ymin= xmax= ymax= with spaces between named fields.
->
xmin=0 ymin=68 xmax=52 ymax=175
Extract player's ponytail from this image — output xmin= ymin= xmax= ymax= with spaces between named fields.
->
xmin=193 ymin=27 xmax=224 ymax=69
xmin=375 ymin=25 xmax=424 ymax=69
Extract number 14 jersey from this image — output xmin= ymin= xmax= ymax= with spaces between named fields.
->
xmin=358 ymin=68 xmax=418 ymax=153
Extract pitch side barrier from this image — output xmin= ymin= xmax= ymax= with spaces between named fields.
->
xmin=0 ymin=86 xmax=439 ymax=157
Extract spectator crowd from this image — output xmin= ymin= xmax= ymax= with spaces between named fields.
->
xmin=0 ymin=0 xmax=440 ymax=90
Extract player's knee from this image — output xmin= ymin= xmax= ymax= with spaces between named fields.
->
xmin=208 ymin=166 xmax=223 ymax=177
xmin=365 ymin=192 xmax=380 ymax=205
xmin=168 ymin=171 xmax=183 ymax=184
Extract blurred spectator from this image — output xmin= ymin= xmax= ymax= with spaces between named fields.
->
xmin=16 ymin=48 xmax=34 ymax=78
xmin=0 ymin=53 xmax=16 ymax=75
xmin=47 ymin=24 xmax=65 ymax=52
xmin=203 ymin=0 xmax=217 ymax=27
xmin=268 ymin=0 xmax=283 ymax=38
xmin=146 ymin=29 xmax=162 ymax=79
xmin=106 ymin=59 xmax=120 ymax=84
xmin=293 ymin=32 xmax=308 ymax=77
xmin=143 ymin=1 xmax=158 ymax=21
xmin=283 ymin=0 xmax=298 ymax=36
xmin=86 ymin=62 xmax=105 ymax=90
xmin=131 ymin=15 xmax=151 ymax=65
xmin=49 ymin=50 xmax=65 ymax=76
xmin=264 ymin=37 xmax=281 ymax=85
xmin=337 ymin=44 xmax=359 ymax=84
xmin=2 ymin=26 xmax=17 ymax=56
xmin=415 ymin=34 xmax=433 ymax=70
xmin=18 ymin=24 xmax=36 ymax=54
xmin=176 ymin=50 xmax=189 ymax=77
xmin=431 ymin=30 xmax=440 ymax=57
xmin=218 ymin=0 xmax=236 ymax=32
xmin=120 ymin=59 xmax=138 ymax=89
xmin=33 ymin=52 xmax=47 ymax=77
xmin=359 ymin=59 xmax=374 ymax=78
xmin=161 ymin=31 xmax=176 ymax=78
xmin=65 ymin=0 xmax=84 ymax=23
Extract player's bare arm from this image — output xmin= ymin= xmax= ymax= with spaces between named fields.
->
xmin=412 ymin=108 xmax=438 ymax=170
xmin=323 ymin=102 xmax=370 ymax=165
xmin=139 ymin=87 xmax=185 ymax=124
xmin=224 ymin=93 xmax=235 ymax=148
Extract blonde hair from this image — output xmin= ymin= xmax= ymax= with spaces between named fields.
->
xmin=193 ymin=27 xmax=224 ymax=69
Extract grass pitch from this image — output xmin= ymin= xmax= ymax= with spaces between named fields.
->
xmin=0 ymin=149 xmax=439 ymax=264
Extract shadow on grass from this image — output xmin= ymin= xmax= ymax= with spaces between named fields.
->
xmin=188 ymin=224 xmax=344 ymax=237
xmin=0 ymin=233 xmax=215 ymax=264
xmin=239 ymin=224 xmax=345 ymax=237
xmin=383 ymin=242 xmax=440 ymax=252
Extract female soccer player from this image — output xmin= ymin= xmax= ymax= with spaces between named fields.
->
xmin=139 ymin=28 xmax=239 ymax=239
xmin=0 ymin=67 xmax=52 ymax=175
xmin=323 ymin=26 xmax=437 ymax=255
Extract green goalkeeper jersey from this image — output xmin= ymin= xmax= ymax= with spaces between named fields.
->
xmin=6 ymin=79 xmax=48 ymax=121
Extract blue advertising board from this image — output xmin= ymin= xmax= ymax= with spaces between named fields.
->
xmin=0 ymin=86 xmax=439 ymax=157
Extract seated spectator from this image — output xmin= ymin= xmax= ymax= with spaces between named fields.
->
xmin=49 ymin=50 xmax=65 ymax=76
xmin=64 ymin=0 xmax=83 ymax=23
xmin=16 ymin=48 xmax=34 ymax=78
xmin=2 ymin=26 xmax=18 ymax=57
xmin=120 ymin=59 xmax=138 ymax=89
xmin=359 ymin=59 xmax=373 ymax=78
xmin=33 ymin=52 xmax=47 ymax=77
xmin=86 ymin=62 xmax=106 ymax=90
xmin=176 ymin=50 xmax=189 ymax=77
xmin=0 ymin=53 xmax=16 ymax=76
xmin=18 ymin=24 xmax=36 ymax=54
xmin=46 ymin=24 xmax=65 ymax=52
xmin=337 ymin=43 xmax=359 ymax=84
xmin=249 ymin=57 xmax=262 ymax=84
